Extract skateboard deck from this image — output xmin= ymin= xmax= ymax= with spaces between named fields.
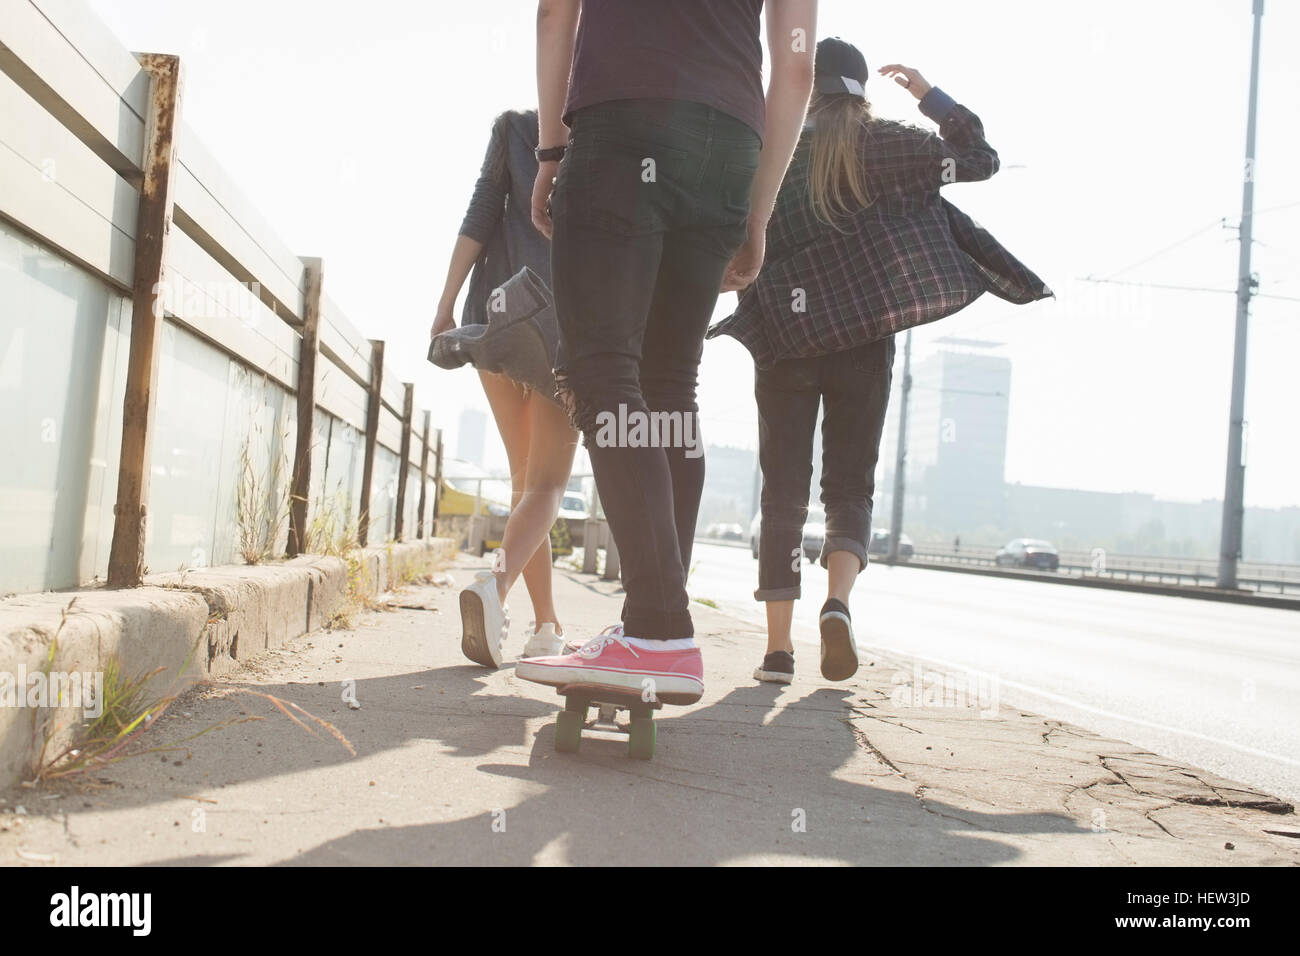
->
xmin=553 ymin=683 xmax=663 ymax=759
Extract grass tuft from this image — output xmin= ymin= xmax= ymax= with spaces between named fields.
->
xmin=235 ymin=420 xmax=292 ymax=565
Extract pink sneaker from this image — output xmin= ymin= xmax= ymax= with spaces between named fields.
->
xmin=516 ymin=631 xmax=704 ymax=705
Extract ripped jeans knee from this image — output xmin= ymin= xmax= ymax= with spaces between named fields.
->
xmin=553 ymin=369 xmax=601 ymax=439
xmin=553 ymin=366 xmax=643 ymax=447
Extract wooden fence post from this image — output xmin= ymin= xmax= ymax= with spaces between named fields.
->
xmin=416 ymin=410 xmax=431 ymax=539
xmin=286 ymin=257 xmax=322 ymax=557
xmin=106 ymin=54 xmax=182 ymax=588
xmin=432 ymin=429 xmax=444 ymax=524
xmin=394 ymin=383 xmax=414 ymax=541
xmin=357 ymin=339 xmax=384 ymax=547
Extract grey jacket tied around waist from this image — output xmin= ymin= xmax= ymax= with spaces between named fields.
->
xmin=429 ymin=266 xmax=561 ymax=405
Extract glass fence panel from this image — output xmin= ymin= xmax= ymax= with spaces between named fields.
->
xmin=0 ymin=221 xmax=125 ymax=592
xmin=145 ymin=321 xmax=233 ymax=573
xmin=369 ymin=446 xmax=400 ymax=544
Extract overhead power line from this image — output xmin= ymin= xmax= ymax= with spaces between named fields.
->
xmin=1101 ymin=218 xmax=1229 ymax=280
xmin=1093 ymin=200 xmax=1300 ymax=286
xmin=1078 ymin=276 xmax=1300 ymax=304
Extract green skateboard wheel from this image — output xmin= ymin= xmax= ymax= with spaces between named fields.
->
xmin=555 ymin=709 xmax=582 ymax=753
xmin=628 ymin=717 xmax=655 ymax=760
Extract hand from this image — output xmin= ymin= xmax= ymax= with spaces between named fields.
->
xmin=878 ymin=64 xmax=932 ymax=101
xmin=721 ymin=220 xmax=766 ymax=293
xmin=531 ymin=161 xmax=559 ymax=238
xmin=431 ymin=309 xmax=455 ymax=339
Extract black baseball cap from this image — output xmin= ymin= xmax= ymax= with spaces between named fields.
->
xmin=814 ymin=37 xmax=868 ymax=98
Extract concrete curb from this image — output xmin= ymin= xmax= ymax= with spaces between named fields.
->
xmin=0 ymin=538 xmax=456 ymax=787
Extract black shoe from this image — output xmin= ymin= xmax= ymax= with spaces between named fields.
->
xmin=753 ymin=650 xmax=795 ymax=684
xmin=819 ymin=598 xmax=859 ymax=681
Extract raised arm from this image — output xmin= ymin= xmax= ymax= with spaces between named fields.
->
xmin=721 ymin=0 xmax=817 ymax=292
xmin=531 ymin=0 xmax=581 ymax=239
xmin=878 ymin=63 xmax=1000 ymax=188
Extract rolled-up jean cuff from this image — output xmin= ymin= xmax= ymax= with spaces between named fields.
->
xmin=821 ymin=536 xmax=869 ymax=573
xmin=754 ymin=584 xmax=801 ymax=602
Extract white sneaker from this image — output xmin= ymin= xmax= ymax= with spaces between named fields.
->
xmin=562 ymin=622 xmax=621 ymax=654
xmin=522 ymin=622 xmax=564 ymax=658
xmin=459 ymin=574 xmax=509 ymax=668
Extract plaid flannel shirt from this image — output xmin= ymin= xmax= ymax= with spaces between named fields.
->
xmin=707 ymin=88 xmax=1052 ymax=368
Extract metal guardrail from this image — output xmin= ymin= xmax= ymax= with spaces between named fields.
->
xmin=907 ymin=546 xmax=1300 ymax=596
xmin=692 ymin=536 xmax=1300 ymax=597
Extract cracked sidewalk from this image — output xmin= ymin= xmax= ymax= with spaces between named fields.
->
xmin=1 ymin=554 xmax=1295 ymax=866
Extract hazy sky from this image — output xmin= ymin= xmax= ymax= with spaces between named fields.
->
xmin=86 ymin=0 xmax=1300 ymax=507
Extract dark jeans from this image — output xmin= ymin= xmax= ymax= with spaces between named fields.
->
xmin=551 ymin=99 xmax=760 ymax=639
xmin=754 ymin=338 xmax=896 ymax=602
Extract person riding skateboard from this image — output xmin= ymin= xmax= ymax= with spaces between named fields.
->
xmin=515 ymin=0 xmax=818 ymax=702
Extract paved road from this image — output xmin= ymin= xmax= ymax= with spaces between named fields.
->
xmin=686 ymin=542 xmax=1300 ymax=804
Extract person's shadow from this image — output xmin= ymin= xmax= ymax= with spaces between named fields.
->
xmin=279 ymin=681 xmax=1084 ymax=865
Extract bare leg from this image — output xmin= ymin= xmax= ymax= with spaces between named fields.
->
xmin=827 ymin=550 xmax=859 ymax=606
xmin=496 ymin=391 xmax=578 ymax=626
xmin=478 ymin=371 xmax=556 ymax=622
xmin=765 ymin=551 xmax=858 ymax=657
xmin=764 ymin=600 xmax=795 ymax=655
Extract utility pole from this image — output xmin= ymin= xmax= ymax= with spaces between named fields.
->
xmin=1217 ymin=0 xmax=1264 ymax=590
xmin=887 ymin=329 xmax=913 ymax=563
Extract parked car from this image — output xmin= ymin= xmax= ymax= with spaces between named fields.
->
xmin=558 ymin=492 xmax=588 ymax=522
xmin=706 ymin=522 xmax=745 ymax=541
xmin=995 ymin=538 xmax=1060 ymax=571
xmin=749 ymin=507 xmax=827 ymax=562
xmin=868 ymin=529 xmax=914 ymax=561
xmin=801 ymin=507 xmax=826 ymax=562
xmin=553 ymin=491 xmax=589 ymax=554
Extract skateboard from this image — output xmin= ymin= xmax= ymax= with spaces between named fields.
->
xmin=553 ymin=683 xmax=662 ymax=759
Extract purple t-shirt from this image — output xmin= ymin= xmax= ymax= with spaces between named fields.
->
xmin=564 ymin=0 xmax=766 ymax=138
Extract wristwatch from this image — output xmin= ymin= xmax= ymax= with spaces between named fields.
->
xmin=535 ymin=145 xmax=567 ymax=163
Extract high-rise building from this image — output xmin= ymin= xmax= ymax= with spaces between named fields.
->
xmin=888 ymin=338 xmax=1012 ymax=534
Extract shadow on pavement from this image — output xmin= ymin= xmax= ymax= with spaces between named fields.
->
xmin=15 ymin=565 xmax=1086 ymax=864
xmin=276 ymin=682 xmax=1084 ymax=865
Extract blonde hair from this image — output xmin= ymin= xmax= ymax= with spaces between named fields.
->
xmin=806 ymin=93 xmax=875 ymax=225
